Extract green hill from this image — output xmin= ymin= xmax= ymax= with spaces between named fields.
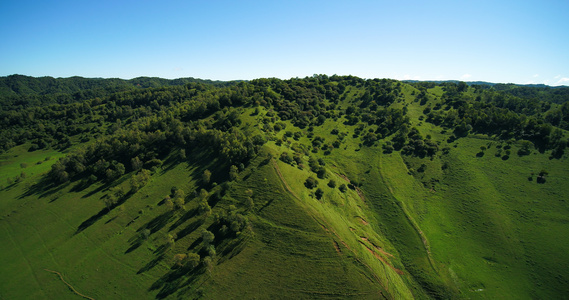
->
xmin=1 ymin=75 xmax=568 ymax=299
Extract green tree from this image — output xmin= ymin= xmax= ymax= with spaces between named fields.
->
xmin=315 ymin=188 xmax=324 ymax=200
xmin=186 ymin=253 xmax=201 ymax=269
xmin=328 ymin=179 xmax=336 ymax=188
xmin=173 ymin=188 xmax=186 ymax=210
xmin=518 ymin=140 xmax=533 ymax=156
xmin=203 ymin=169 xmax=212 ymax=184
xmin=203 ymin=256 xmax=214 ymax=274
xmin=131 ymin=156 xmax=143 ymax=171
xmin=229 ymin=165 xmax=238 ymax=181
xmin=130 ymin=169 xmax=151 ymax=192
xmin=199 ymin=189 xmax=211 ymax=215
xmin=202 ymin=230 xmax=215 ymax=245
xmin=305 ymin=176 xmax=318 ymax=189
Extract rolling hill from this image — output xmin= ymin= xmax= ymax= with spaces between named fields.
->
xmin=1 ymin=75 xmax=568 ymax=299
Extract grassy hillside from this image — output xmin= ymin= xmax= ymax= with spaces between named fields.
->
xmin=1 ymin=75 xmax=568 ymax=299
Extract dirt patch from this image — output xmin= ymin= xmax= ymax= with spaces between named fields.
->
xmin=357 ymin=216 xmax=369 ymax=225
xmin=360 ymin=237 xmax=395 ymax=258
xmin=340 ymin=241 xmax=352 ymax=251
xmin=336 ymin=173 xmax=365 ymax=202
xmin=358 ymin=242 xmax=404 ymax=275
xmin=333 ymin=240 xmax=341 ymax=254
xmin=337 ymin=173 xmax=351 ymax=183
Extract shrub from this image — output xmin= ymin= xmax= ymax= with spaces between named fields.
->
xmin=305 ymin=177 xmax=318 ymax=189
xmin=280 ymin=152 xmax=294 ymax=164
xmin=315 ymin=188 xmax=324 ymax=200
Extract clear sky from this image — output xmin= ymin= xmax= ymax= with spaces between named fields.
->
xmin=1 ymin=0 xmax=568 ymax=85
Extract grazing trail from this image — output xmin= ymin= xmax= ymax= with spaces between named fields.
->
xmin=44 ymin=269 xmax=95 ymax=300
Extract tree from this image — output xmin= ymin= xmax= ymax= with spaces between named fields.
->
xmin=203 ymin=169 xmax=212 ymax=184
xmin=202 ymin=230 xmax=215 ymax=246
xmin=339 ymin=184 xmax=347 ymax=193
xmin=186 ymin=253 xmax=200 ymax=269
xmin=164 ymin=196 xmax=174 ymax=210
xmin=315 ymin=188 xmax=324 ymax=200
xmin=199 ymin=189 xmax=211 ymax=215
xmin=131 ymin=156 xmax=143 ymax=171
xmin=203 ymin=256 xmax=214 ymax=274
xmin=103 ymin=195 xmax=117 ymax=211
xmin=173 ymin=188 xmax=186 ymax=210
xmin=328 ymin=179 xmax=336 ymax=188
xmin=173 ymin=253 xmax=187 ymax=268
xmin=305 ymin=176 xmax=318 ymax=189
xmin=130 ymin=169 xmax=151 ymax=192
xmin=229 ymin=165 xmax=238 ymax=181
xmin=518 ymin=140 xmax=533 ymax=156
xmin=280 ymin=152 xmax=293 ymax=164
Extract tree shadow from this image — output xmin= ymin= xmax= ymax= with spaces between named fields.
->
xmin=187 ymin=237 xmax=203 ymax=251
xmin=168 ymin=208 xmax=198 ymax=232
xmin=70 ymin=179 xmax=96 ymax=193
xmin=75 ymin=191 xmax=133 ymax=234
xmin=17 ymin=176 xmax=69 ymax=200
xmin=175 ymin=219 xmax=202 ymax=241
xmin=81 ymin=181 xmax=113 ymax=199
xmin=125 ymin=232 xmax=147 ymax=254
xmin=149 ymin=263 xmax=204 ymax=299
xmin=139 ymin=210 xmax=175 ymax=235
xmin=137 ymin=254 xmax=165 ymax=274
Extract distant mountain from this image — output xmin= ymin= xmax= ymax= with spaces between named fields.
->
xmin=0 ymin=74 xmax=238 ymax=100
xmin=404 ymin=79 xmax=569 ymax=103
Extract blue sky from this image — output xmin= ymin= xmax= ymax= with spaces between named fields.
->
xmin=1 ymin=0 xmax=568 ymax=85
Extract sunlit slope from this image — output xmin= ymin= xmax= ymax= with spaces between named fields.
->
xmin=0 ymin=146 xmax=414 ymax=299
xmin=1 ymin=77 xmax=569 ymax=299
xmin=380 ymin=85 xmax=569 ymax=299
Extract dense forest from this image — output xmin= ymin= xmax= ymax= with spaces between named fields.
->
xmin=1 ymin=75 xmax=567 ymax=164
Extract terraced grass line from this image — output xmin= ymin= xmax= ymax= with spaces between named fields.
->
xmin=358 ymin=240 xmax=404 ymax=275
xmin=2 ymin=222 xmax=47 ymax=298
xmin=44 ymin=206 xmax=159 ymax=280
xmin=43 ymin=269 xmax=95 ymax=300
xmin=335 ymin=172 xmax=366 ymax=202
xmin=377 ymin=155 xmax=438 ymax=273
xmin=271 ymin=159 xmax=391 ymax=299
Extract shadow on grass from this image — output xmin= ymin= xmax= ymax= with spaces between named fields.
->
xmin=75 ymin=191 xmax=133 ymax=234
xmin=149 ymin=262 xmax=204 ymax=299
xmin=168 ymin=208 xmax=198 ymax=232
xmin=125 ymin=211 xmax=176 ymax=254
xmin=125 ymin=232 xmax=147 ymax=254
xmin=140 ymin=210 xmax=175 ymax=234
xmin=138 ymin=254 xmax=166 ymax=274
xmin=175 ymin=219 xmax=202 ymax=241
xmin=17 ymin=176 xmax=69 ymax=201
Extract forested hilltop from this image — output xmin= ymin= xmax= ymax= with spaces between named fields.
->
xmin=1 ymin=74 xmax=568 ymax=299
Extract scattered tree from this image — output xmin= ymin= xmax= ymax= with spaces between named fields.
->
xmin=305 ymin=176 xmax=318 ymax=189
xmin=203 ymin=169 xmax=212 ymax=184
